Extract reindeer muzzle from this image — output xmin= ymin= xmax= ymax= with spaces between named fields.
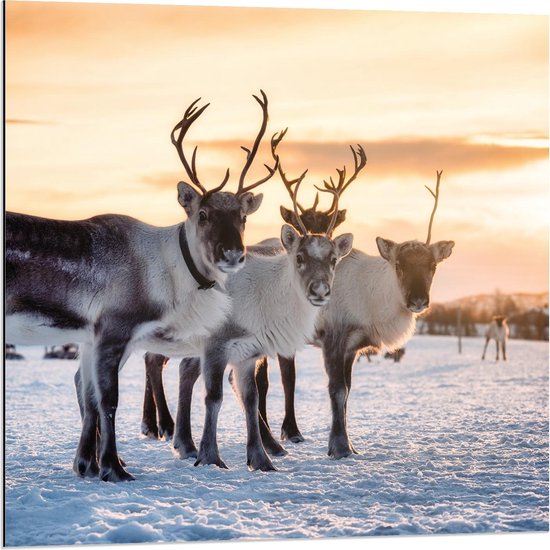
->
xmin=307 ymin=280 xmax=331 ymax=306
xmin=407 ymin=296 xmax=429 ymax=314
xmin=216 ymin=246 xmax=246 ymax=273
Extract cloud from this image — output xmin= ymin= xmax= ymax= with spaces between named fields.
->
xmin=140 ymin=137 xmax=548 ymax=190
xmin=6 ymin=119 xmax=54 ymax=125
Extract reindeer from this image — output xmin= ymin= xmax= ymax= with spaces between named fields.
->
xmin=481 ymin=315 xmax=509 ymax=361
xmin=141 ymin=146 xmax=362 ymax=470
xmin=255 ymin=170 xmax=455 ymax=458
xmin=5 ymin=91 xmax=281 ymax=481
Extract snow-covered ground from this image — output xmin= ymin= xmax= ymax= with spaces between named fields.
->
xmin=4 ymin=335 xmax=549 ymax=546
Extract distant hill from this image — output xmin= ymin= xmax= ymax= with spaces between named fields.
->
xmin=418 ymin=291 xmax=549 ymax=341
xmin=444 ymin=291 xmax=549 ymax=316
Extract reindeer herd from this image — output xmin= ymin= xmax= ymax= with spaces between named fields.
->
xmin=6 ymin=91 xmax=455 ymax=482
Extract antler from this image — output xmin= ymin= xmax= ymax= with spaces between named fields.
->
xmin=313 ymin=185 xmax=341 ymax=238
xmin=425 ymin=170 xmax=443 ymax=245
xmin=278 ymin=160 xmax=309 ymax=216
xmin=289 ymin=177 xmax=309 ymax=236
xmin=172 ymin=91 xmax=281 ymax=197
xmin=171 ymin=98 xmax=228 ymax=196
xmin=236 ymin=90 xmax=281 ymax=196
xmin=322 ymin=144 xmax=367 ymax=215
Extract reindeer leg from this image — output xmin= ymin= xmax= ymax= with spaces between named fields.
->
xmin=233 ymin=360 xmax=276 ymax=471
xmin=255 ymin=357 xmax=287 ymax=457
xmin=343 ymin=350 xmax=359 ymax=454
xmin=173 ymin=357 xmax=201 ymax=459
xmin=502 ymin=339 xmax=507 ymax=361
xmin=73 ymin=344 xmax=100 ymax=478
xmin=93 ymin=328 xmax=134 ymax=482
xmin=279 ymin=354 xmax=305 ymax=443
xmin=147 ymin=353 xmax=174 ymax=440
xmin=495 ymin=339 xmax=500 ymax=361
xmin=256 ymin=357 xmax=270 ymax=430
xmin=141 ymin=353 xmax=163 ymax=439
xmin=481 ymin=338 xmax=489 ymax=360
xmin=323 ymin=337 xmax=356 ymax=459
xmin=195 ymin=349 xmax=228 ymax=469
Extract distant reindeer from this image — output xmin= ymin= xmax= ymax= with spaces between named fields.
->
xmin=481 ymin=315 xmax=509 ymax=361
xmin=256 ymin=170 xmax=454 ymax=457
xmin=6 ymin=91 xmax=281 ymax=481
xmin=384 ymin=347 xmax=406 ymax=362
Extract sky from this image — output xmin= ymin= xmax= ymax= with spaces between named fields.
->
xmin=4 ymin=0 xmax=549 ymax=302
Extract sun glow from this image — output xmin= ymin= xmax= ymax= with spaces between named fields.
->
xmin=4 ymin=0 xmax=549 ymax=302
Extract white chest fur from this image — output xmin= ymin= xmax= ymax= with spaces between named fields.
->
xmin=132 ymin=286 xmax=232 ymax=357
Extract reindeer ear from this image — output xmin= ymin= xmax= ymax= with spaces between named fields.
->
xmin=240 ymin=192 xmax=263 ymax=215
xmin=376 ymin=237 xmax=397 ymax=262
xmin=280 ymin=206 xmax=296 ymax=225
xmin=333 ymin=233 xmax=353 ymax=259
xmin=334 ymin=209 xmax=347 ymax=228
xmin=177 ymin=182 xmax=200 ymax=217
xmin=430 ymin=240 xmax=455 ymax=263
xmin=281 ymin=224 xmax=300 ymax=253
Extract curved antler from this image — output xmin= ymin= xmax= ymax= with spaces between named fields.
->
xmin=425 ymin=170 xmax=443 ymax=245
xmin=172 ymin=92 xmax=282 ymax=197
xmin=171 ymin=98 xmax=211 ymax=195
xmin=313 ymin=185 xmax=340 ymax=238
xmin=236 ymin=90 xmax=281 ymax=196
xmin=290 ymin=177 xmax=308 ymax=236
xmin=322 ymin=144 xmax=367 ymax=214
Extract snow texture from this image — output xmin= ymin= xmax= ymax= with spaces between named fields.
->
xmin=3 ymin=336 xmax=549 ymax=546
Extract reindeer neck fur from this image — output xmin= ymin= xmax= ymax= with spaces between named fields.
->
xmin=127 ymin=221 xmax=232 ymax=356
xmin=317 ymin=249 xmax=416 ymax=351
xmin=181 ymin=220 xmax=229 ymax=289
xmin=224 ymin=251 xmax=319 ymax=359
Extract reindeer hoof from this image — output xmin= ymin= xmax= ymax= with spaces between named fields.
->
xmin=141 ymin=422 xmax=159 ymax=440
xmin=328 ymin=436 xmax=356 ymax=459
xmin=194 ymin=448 xmax=228 ymax=469
xmin=281 ymin=423 xmax=305 ymax=443
xmin=247 ymin=458 xmax=277 ymax=472
xmin=99 ymin=462 xmax=135 ymax=482
xmin=159 ymin=422 xmax=174 ymax=441
xmin=247 ymin=448 xmax=277 ymax=471
xmin=73 ymin=456 xmax=99 ymax=478
xmin=262 ymin=439 xmax=288 ymax=457
xmin=194 ymin=457 xmax=228 ymax=469
xmin=173 ymin=439 xmax=198 ymax=459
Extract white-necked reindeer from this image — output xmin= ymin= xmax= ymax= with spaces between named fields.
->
xmin=6 ymin=91 xmax=281 ymax=481
xmin=142 ymin=148 xmax=363 ymax=470
xmin=481 ymin=315 xmax=509 ymax=361
xmin=255 ymin=170 xmax=455 ymax=458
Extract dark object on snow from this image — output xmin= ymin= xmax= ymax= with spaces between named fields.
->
xmin=43 ymin=344 xmax=79 ymax=360
xmin=5 ymin=343 xmax=25 ymax=360
xmin=384 ymin=348 xmax=405 ymax=362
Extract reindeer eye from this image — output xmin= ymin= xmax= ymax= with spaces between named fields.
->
xmin=242 ymin=215 xmax=247 ymax=224
xmin=198 ymin=210 xmax=208 ymax=222
xmin=296 ymin=253 xmax=305 ymax=268
xmin=330 ymin=256 xmax=337 ymax=268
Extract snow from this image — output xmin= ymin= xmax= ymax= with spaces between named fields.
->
xmin=3 ymin=335 xmax=549 ymax=546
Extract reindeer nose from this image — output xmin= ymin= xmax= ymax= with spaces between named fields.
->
xmin=308 ymin=280 xmax=331 ymax=303
xmin=408 ymin=297 xmax=429 ymax=313
xmin=222 ymin=248 xmax=245 ymax=266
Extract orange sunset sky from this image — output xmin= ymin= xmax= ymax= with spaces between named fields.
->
xmin=4 ymin=0 xmax=549 ymax=303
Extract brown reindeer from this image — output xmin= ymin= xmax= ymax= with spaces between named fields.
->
xmin=257 ymin=170 xmax=454 ymax=456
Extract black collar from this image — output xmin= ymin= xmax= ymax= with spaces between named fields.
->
xmin=179 ymin=225 xmax=217 ymax=290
